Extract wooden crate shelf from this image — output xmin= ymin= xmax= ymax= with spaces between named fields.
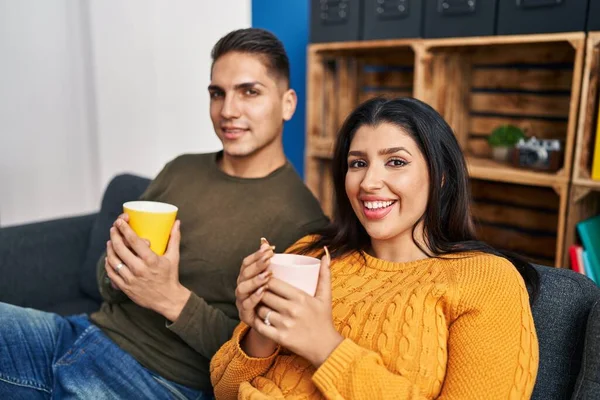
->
xmin=421 ymin=35 xmax=585 ymax=185
xmin=305 ymin=33 xmax=588 ymax=267
xmin=472 ymin=179 xmax=567 ymax=267
xmin=562 ymin=32 xmax=600 ymax=268
xmin=573 ymin=32 xmax=600 ymax=183
xmin=466 ymin=156 xmax=568 ymax=188
xmin=306 ymin=43 xmax=417 ymax=214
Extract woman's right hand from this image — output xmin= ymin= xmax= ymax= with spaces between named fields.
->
xmin=236 ymin=239 xmax=274 ymax=325
xmin=235 ymin=239 xmax=279 ymax=357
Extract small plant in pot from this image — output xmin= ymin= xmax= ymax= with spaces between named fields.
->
xmin=487 ymin=125 xmax=526 ymax=162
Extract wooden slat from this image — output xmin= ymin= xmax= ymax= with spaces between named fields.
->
xmin=305 ymin=157 xmax=322 ymax=201
xmin=357 ymin=52 xmax=415 ymax=67
xmin=471 ymin=68 xmax=572 ymax=92
xmin=469 ymin=116 xmax=568 ymax=139
xmin=431 ymin=53 xmax=472 ymax=147
xmin=305 ymin=50 xmax=325 ymax=195
xmin=574 ymin=36 xmax=600 ymax=180
xmin=469 ymin=43 xmax=575 ymax=65
xmin=311 ymin=39 xmax=417 ymax=53
xmin=337 ymin=58 xmax=359 ymax=129
xmin=472 ymin=202 xmax=558 ymax=233
xmin=555 ymin=182 xmax=569 ymax=267
xmin=467 ymin=156 xmax=567 ymax=187
xmin=413 ymin=45 xmax=433 ymax=103
xmin=358 ymin=90 xmax=413 ymax=104
xmin=361 ymin=70 xmax=414 ymax=89
xmin=475 ymin=224 xmax=557 ymax=259
xmin=424 ymin=32 xmax=584 ymax=49
xmin=560 ymin=32 xmax=587 ymax=187
xmin=307 ymin=137 xmax=335 ymax=159
xmin=471 ymin=93 xmax=571 ymax=118
xmin=447 ymin=54 xmax=472 ymax=148
xmin=321 ymin=160 xmax=334 ymax=218
xmin=306 ymin=51 xmax=324 ymax=140
xmin=470 ymin=179 xmax=560 ymax=210
xmin=309 ymin=32 xmax=584 ymax=53
xmin=467 ymin=137 xmax=492 ymax=158
xmin=324 ymin=61 xmax=337 ymax=139
xmin=574 ymin=177 xmax=600 ymax=189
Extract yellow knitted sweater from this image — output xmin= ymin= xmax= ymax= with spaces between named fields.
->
xmin=210 ymin=248 xmax=539 ymax=399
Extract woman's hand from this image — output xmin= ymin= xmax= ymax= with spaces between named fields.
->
xmin=236 ymin=238 xmax=278 ymax=358
xmin=254 ymin=248 xmax=344 ymax=367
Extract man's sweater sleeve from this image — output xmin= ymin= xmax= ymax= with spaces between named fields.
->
xmin=166 ymin=293 xmax=240 ymax=359
xmin=96 ymin=252 xmax=129 ymax=303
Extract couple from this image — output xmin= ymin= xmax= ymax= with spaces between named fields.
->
xmin=0 ymin=28 xmax=538 ymax=399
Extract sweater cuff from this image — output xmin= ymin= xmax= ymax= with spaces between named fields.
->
xmin=231 ymin=324 xmax=281 ymax=368
xmin=165 ymin=292 xmax=202 ymax=334
xmin=312 ymin=339 xmax=363 ymax=392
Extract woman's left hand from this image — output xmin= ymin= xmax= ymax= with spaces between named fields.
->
xmin=254 ymin=248 xmax=344 ymax=368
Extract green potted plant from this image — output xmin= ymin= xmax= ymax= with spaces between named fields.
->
xmin=487 ymin=124 xmax=526 ymax=162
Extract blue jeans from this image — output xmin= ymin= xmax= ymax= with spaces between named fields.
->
xmin=0 ymin=302 xmax=210 ymax=399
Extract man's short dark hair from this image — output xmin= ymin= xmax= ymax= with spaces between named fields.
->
xmin=211 ymin=28 xmax=290 ymax=86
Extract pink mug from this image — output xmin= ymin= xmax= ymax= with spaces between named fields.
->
xmin=269 ymin=254 xmax=321 ymax=296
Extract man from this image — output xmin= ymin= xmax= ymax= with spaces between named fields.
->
xmin=0 ymin=28 xmax=327 ymax=399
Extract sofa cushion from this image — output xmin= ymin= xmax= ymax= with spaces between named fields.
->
xmin=572 ymin=299 xmax=600 ymax=399
xmin=0 ymin=214 xmax=95 ymax=309
xmin=531 ymin=265 xmax=600 ymax=400
xmin=79 ymin=174 xmax=151 ymax=302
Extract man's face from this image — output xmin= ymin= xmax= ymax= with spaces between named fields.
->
xmin=208 ymin=52 xmax=296 ymax=159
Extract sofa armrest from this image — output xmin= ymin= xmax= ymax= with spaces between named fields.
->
xmin=0 ymin=214 xmax=96 ymax=309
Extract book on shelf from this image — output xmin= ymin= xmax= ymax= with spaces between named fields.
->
xmin=577 ymin=246 xmax=586 ymax=277
xmin=576 ymin=214 xmax=600 ymax=285
xmin=592 ymin=99 xmax=600 ymax=181
xmin=569 ymin=244 xmax=585 ymax=275
xmin=583 ymin=251 xmax=596 ymax=284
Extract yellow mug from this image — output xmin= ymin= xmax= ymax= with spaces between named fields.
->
xmin=123 ymin=201 xmax=178 ymax=255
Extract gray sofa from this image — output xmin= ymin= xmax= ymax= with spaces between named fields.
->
xmin=0 ymin=174 xmax=150 ymax=315
xmin=0 ymin=174 xmax=599 ymax=398
xmin=531 ymin=265 xmax=600 ymax=399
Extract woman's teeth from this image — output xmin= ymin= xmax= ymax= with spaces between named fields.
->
xmin=364 ymin=201 xmax=395 ymax=210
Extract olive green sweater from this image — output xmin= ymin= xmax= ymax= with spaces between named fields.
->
xmin=90 ymin=152 xmax=328 ymax=391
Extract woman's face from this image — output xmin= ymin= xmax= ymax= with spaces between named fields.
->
xmin=345 ymin=122 xmax=430 ymax=247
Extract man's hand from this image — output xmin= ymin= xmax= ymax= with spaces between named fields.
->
xmin=105 ymin=214 xmax=191 ymax=322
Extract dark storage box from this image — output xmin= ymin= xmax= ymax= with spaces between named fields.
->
xmin=588 ymin=0 xmax=600 ymax=31
xmin=424 ymin=0 xmax=498 ymax=38
xmin=497 ymin=0 xmax=588 ymax=35
xmin=362 ymin=0 xmax=423 ymax=40
xmin=310 ymin=0 xmax=363 ymax=43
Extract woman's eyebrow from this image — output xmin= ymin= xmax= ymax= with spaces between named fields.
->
xmin=378 ymin=147 xmax=412 ymax=156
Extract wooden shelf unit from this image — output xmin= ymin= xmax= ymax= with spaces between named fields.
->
xmin=564 ymin=32 xmax=600 ymax=267
xmin=305 ymin=32 xmax=587 ymax=267
xmin=471 ymin=179 xmax=566 ymax=268
xmin=306 ymin=43 xmax=418 ymax=216
xmin=573 ymin=32 xmax=600 ymax=185
xmin=466 ymin=156 xmax=569 ymax=188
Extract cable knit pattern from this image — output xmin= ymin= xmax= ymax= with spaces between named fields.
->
xmin=210 ymin=242 xmax=539 ymax=399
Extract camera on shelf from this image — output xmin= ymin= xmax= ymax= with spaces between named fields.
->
xmin=509 ymin=137 xmax=564 ymax=172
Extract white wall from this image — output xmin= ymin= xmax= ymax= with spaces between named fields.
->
xmin=0 ymin=0 xmax=99 ymax=226
xmin=0 ymin=0 xmax=251 ymax=226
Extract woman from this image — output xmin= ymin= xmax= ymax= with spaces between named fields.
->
xmin=210 ymin=97 xmax=539 ymax=399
